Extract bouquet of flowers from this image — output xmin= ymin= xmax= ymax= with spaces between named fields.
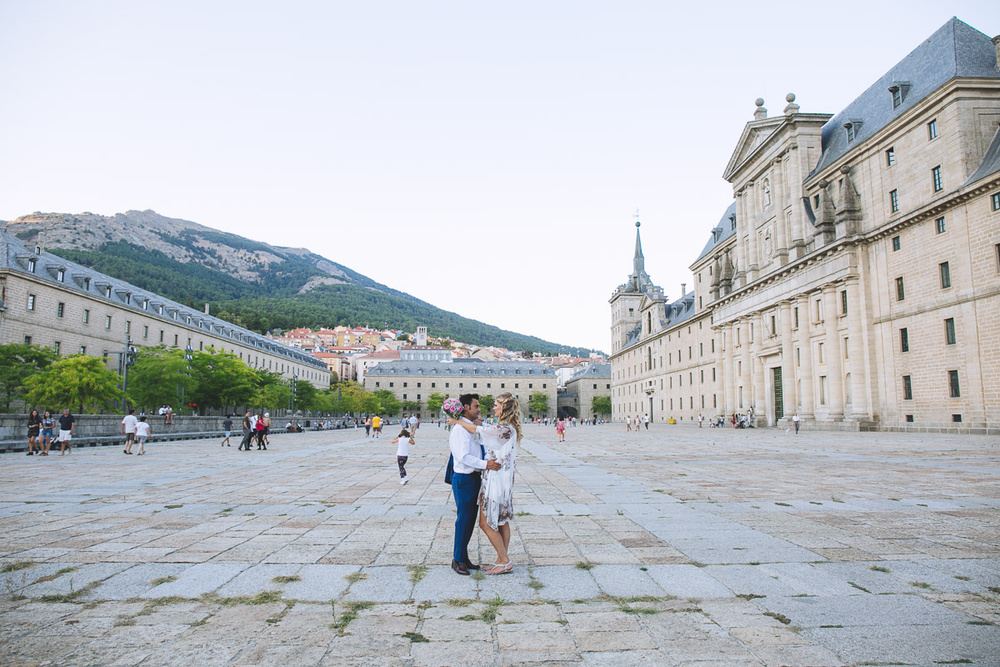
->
xmin=442 ymin=397 xmax=465 ymax=419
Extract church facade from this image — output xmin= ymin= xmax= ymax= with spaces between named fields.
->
xmin=610 ymin=18 xmax=1000 ymax=433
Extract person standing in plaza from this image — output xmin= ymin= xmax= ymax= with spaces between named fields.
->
xmin=447 ymin=393 xmax=501 ymax=576
xmin=643 ymin=413 xmax=650 ymax=430
xmin=626 ymin=415 xmax=632 ymax=432
xmin=698 ymin=413 xmax=704 ymax=428
xmin=135 ymin=416 xmax=151 ymax=455
xmin=556 ymin=417 xmax=565 ymax=442
xmin=392 ymin=428 xmax=414 ymax=484
xmin=372 ymin=414 xmax=381 ymax=438
xmin=221 ymin=415 xmax=233 ymax=446
xmin=255 ymin=413 xmax=267 ymax=450
xmin=122 ymin=408 xmax=138 ymax=455
xmin=58 ymin=408 xmax=75 ymax=456
xmin=40 ymin=410 xmax=55 ymax=455
xmin=364 ymin=416 xmax=371 ymax=436
xmin=792 ymin=412 xmax=800 ymax=434
xmin=448 ymin=391 xmax=521 ymax=575
xmin=261 ymin=413 xmax=271 ymax=447
xmin=26 ymin=409 xmax=41 ymax=456
xmin=238 ymin=411 xmax=253 ymax=451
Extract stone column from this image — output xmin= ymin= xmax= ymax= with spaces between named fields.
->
xmin=846 ymin=279 xmax=868 ymax=420
xmin=822 ymin=284 xmax=844 ymax=420
xmin=797 ymin=294 xmax=815 ymax=419
xmin=787 ymin=143 xmax=807 ymax=259
xmin=751 ymin=312 xmax=766 ymax=423
xmin=715 ymin=326 xmax=726 ymax=416
xmin=746 ymin=183 xmax=759 ymax=282
xmin=772 ymin=159 xmax=788 ymax=265
xmin=780 ymin=300 xmax=795 ymax=422
xmin=734 ymin=191 xmax=747 ymax=286
xmin=741 ymin=318 xmax=752 ymax=411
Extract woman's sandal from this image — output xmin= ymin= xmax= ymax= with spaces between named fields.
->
xmin=485 ymin=562 xmax=513 ymax=575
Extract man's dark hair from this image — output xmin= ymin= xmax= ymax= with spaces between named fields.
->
xmin=459 ymin=393 xmax=479 ymax=408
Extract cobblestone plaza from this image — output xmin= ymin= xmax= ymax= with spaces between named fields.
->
xmin=1 ymin=425 xmax=998 ymax=666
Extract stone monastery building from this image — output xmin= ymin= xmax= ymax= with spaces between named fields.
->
xmin=610 ymin=18 xmax=1000 ymax=433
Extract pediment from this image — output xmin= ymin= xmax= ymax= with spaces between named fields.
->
xmin=723 ymin=117 xmax=787 ymax=182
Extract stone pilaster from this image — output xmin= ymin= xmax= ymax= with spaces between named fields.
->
xmin=796 ymin=294 xmax=815 ymax=419
xmin=822 ymin=284 xmax=844 ymax=419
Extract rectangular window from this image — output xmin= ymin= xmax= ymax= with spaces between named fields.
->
xmin=143 ymin=325 xmax=149 ymax=339
xmin=159 ymin=330 xmax=164 ymax=343
xmin=24 ymin=335 xmax=31 ymax=345
xmin=895 ymin=277 xmax=905 ymax=301
xmin=889 ymin=189 xmax=899 ymax=213
xmin=83 ymin=309 xmax=90 ymax=323
xmin=948 ymin=370 xmax=960 ymax=397
xmin=105 ymin=315 xmax=112 ymax=329
xmin=794 ymin=307 xmax=799 ymax=329
xmin=932 ymin=166 xmax=943 ymax=192
xmin=57 ymin=268 xmax=65 ymax=282
xmin=891 ymin=87 xmax=902 ymax=108
xmin=840 ymin=290 xmax=848 ymax=316
xmin=952 ymin=414 xmax=962 ymax=423
xmin=939 ymin=262 xmax=951 ymax=289
xmin=900 ymin=328 xmax=909 ymax=352
xmin=992 ymin=193 xmax=1000 ymax=211
xmin=902 ymin=375 xmax=912 ymax=400
xmin=944 ymin=318 xmax=956 ymax=345
xmin=53 ymin=341 xmax=60 ymax=354
xmin=928 ymin=119 xmax=938 ymax=140
xmin=27 ymin=258 xmax=36 ymax=273
xmin=57 ymin=302 xmax=64 ymax=318
xmin=819 ymin=376 xmax=827 ymax=405
xmin=886 ymin=147 xmax=895 ymax=166
xmin=935 ymin=217 xmax=946 ymax=234
xmin=27 ymin=294 xmax=35 ymax=311
xmin=892 ymin=235 xmax=901 ymax=251
xmin=80 ymin=346 xmax=86 ymax=355
xmin=125 ymin=320 xmax=131 ymax=335
xmin=905 ymin=414 xmax=914 ymax=423
xmin=818 ymin=342 xmax=825 ymax=364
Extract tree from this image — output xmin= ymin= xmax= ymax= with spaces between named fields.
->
xmin=127 ymin=347 xmax=196 ymax=412
xmin=372 ymin=390 xmax=400 ymax=416
xmin=0 ymin=344 xmax=58 ymax=410
xmin=528 ymin=391 xmax=549 ymax=416
xmin=396 ymin=333 xmax=410 ymax=341
xmin=294 ymin=379 xmax=320 ymax=412
xmin=190 ymin=350 xmax=257 ymax=412
xmin=23 ymin=355 xmax=126 ymax=413
xmin=401 ymin=400 xmax=422 ymax=414
xmin=522 ymin=349 xmax=533 ymax=359
xmin=478 ymin=394 xmax=494 ymax=414
xmin=591 ymin=395 xmax=612 ymax=417
xmin=426 ymin=392 xmax=446 ymax=416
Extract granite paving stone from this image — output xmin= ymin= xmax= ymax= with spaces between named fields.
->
xmin=0 ymin=424 xmax=997 ymax=666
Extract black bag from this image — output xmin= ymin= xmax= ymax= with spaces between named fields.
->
xmin=444 ymin=454 xmax=454 ymax=485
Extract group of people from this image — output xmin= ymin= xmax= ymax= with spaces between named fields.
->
xmin=224 ymin=411 xmax=271 ymax=450
xmin=157 ymin=405 xmax=174 ymax=424
xmin=25 ymin=409 xmax=76 ymax=456
xmin=624 ymin=414 xmax=651 ymax=431
xmin=121 ymin=409 xmax=152 ymax=455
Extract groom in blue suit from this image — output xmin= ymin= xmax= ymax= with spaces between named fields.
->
xmin=449 ymin=394 xmax=501 ymax=575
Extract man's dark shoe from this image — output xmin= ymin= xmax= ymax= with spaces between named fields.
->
xmin=451 ymin=560 xmax=470 ymax=576
xmin=464 ymin=562 xmax=481 ymax=570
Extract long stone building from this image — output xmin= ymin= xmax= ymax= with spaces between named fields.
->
xmin=611 ymin=18 xmax=1000 ymax=434
xmin=0 ymin=230 xmax=330 ymax=389
xmin=364 ymin=360 xmax=557 ymax=419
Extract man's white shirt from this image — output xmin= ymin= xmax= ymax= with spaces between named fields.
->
xmin=449 ymin=417 xmax=486 ymax=474
xmin=122 ymin=414 xmax=138 ymax=434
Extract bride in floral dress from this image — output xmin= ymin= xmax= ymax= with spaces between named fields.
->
xmin=448 ymin=391 xmax=521 ymax=574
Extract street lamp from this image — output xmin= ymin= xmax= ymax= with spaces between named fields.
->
xmin=291 ymin=372 xmax=299 ymax=415
xmin=122 ymin=336 xmax=137 ymax=411
xmin=181 ymin=344 xmax=193 ymax=415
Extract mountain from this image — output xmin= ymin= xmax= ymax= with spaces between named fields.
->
xmin=4 ymin=210 xmax=593 ymax=355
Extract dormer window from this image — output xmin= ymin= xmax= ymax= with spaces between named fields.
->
xmin=56 ymin=268 xmax=65 ymax=282
xmin=888 ymin=82 xmax=910 ymax=109
xmin=27 ymin=258 xmax=36 ymax=273
xmin=83 ymin=277 xmax=91 ymax=290
xmin=105 ymin=286 xmax=112 ymax=298
xmin=844 ymin=119 xmax=863 ymax=142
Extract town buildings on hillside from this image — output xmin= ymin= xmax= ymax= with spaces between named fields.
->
xmin=611 ymin=18 xmax=1000 ymax=433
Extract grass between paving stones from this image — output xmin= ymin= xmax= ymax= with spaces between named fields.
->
xmin=209 ymin=590 xmax=282 ymax=606
xmin=870 ymin=565 xmax=892 ymax=573
xmin=736 ymin=593 xmax=765 ymax=600
xmin=331 ymin=601 xmax=374 ymax=635
xmin=1 ymin=560 xmax=37 ymax=573
xmin=406 ymin=564 xmax=428 ymax=584
xmin=445 ymin=598 xmax=474 ymax=607
xmin=909 ymin=581 xmax=933 ymax=590
xmin=458 ymin=595 xmax=505 ymax=623
xmin=164 ymin=505 xmax=183 ymax=509
xmin=39 ymin=581 xmax=98 ymax=603
xmin=344 ymin=571 xmax=367 ymax=584
xmin=764 ymin=611 xmax=791 ymax=625
xmin=272 ymin=575 xmax=301 ymax=584
xmin=150 ymin=576 xmax=178 ymax=587
xmin=266 ymin=600 xmax=297 ymax=624
xmin=848 ymin=581 xmax=872 ymax=593
xmin=33 ymin=567 xmax=78 ymax=584
xmin=574 ymin=561 xmax=594 ymax=570
xmin=402 ymin=632 xmax=429 ymax=642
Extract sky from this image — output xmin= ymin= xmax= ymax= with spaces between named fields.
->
xmin=1 ymin=1 xmax=997 ymax=353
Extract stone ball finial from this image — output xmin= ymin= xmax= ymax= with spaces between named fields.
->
xmin=786 ymin=93 xmax=796 ymax=103
xmin=635 ymin=221 xmax=641 ymax=228
xmin=755 ymin=98 xmax=765 ymax=107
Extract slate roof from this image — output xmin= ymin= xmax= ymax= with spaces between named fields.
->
xmin=694 ymin=202 xmax=738 ymax=264
xmin=365 ymin=360 xmax=555 ymax=376
xmin=0 ymin=230 xmax=327 ymax=370
xmin=965 ymin=125 xmax=1000 ymax=185
xmin=567 ymin=363 xmax=611 ymax=382
xmin=622 ymin=290 xmax=696 ymax=351
xmin=809 ymin=18 xmax=1000 ymax=178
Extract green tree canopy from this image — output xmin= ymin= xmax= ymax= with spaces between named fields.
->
xmin=591 ymin=395 xmax=612 ymax=416
xmin=127 ymin=347 xmax=196 ymax=412
xmin=478 ymin=394 xmax=495 ymax=414
xmin=0 ymin=344 xmax=58 ymax=411
xmin=190 ymin=349 xmax=258 ymax=411
xmin=401 ymin=400 xmax=421 ymax=414
xmin=372 ymin=390 xmax=400 ymax=416
xmin=23 ymin=355 xmax=126 ymax=413
xmin=528 ymin=391 xmax=549 ymax=416
xmin=293 ymin=379 xmax=321 ymax=411
xmin=426 ymin=392 xmax=446 ymax=415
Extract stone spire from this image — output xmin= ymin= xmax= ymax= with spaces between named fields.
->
xmin=836 ymin=165 xmax=862 ymax=235
xmin=627 ymin=220 xmax=654 ymax=293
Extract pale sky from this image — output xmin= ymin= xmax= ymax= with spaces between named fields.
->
xmin=1 ymin=1 xmax=996 ymax=352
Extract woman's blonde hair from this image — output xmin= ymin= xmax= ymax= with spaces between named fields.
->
xmin=495 ymin=392 xmax=523 ymax=443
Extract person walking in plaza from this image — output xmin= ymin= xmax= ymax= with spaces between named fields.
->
xmin=643 ymin=413 xmax=650 ymax=430
xmin=238 ymin=411 xmax=253 ymax=451
xmin=448 ymin=391 xmax=521 ymax=575
xmin=626 ymin=415 xmax=632 ymax=432
xmin=58 ymin=408 xmax=75 ymax=456
xmin=392 ymin=428 xmax=414 ymax=485
xmin=40 ymin=410 xmax=55 ymax=455
xmin=261 ymin=413 xmax=271 ymax=447
xmin=122 ymin=408 xmax=138 ymax=455
xmin=364 ymin=416 xmax=371 ymax=436
xmin=27 ymin=409 xmax=41 ymax=456
xmin=255 ymin=413 xmax=268 ymax=450
xmin=634 ymin=415 xmax=640 ymax=433
xmin=372 ymin=414 xmax=382 ymax=438
xmin=447 ymin=393 xmax=501 ymax=576
xmin=135 ymin=416 xmax=151 ymax=455
xmin=792 ymin=412 xmax=800 ymax=434
xmin=698 ymin=413 xmax=704 ymax=428
xmin=221 ymin=415 xmax=233 ymax=446
xmin=556 ymin=417 xmax=565 ymax=442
